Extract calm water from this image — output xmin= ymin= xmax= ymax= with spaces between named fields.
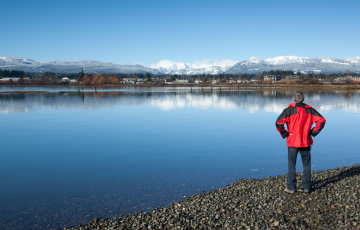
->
xmin=1 ymin=87 xmax=360 ymax=229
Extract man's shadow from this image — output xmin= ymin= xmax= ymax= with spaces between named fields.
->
xmin=310 ymin=164 xmax=360 ymax=191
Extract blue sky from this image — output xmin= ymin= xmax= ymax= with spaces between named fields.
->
xmin=1 ymin=0 xmax=359 ymax=65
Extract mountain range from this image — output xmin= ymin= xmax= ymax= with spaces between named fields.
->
xmin=226 ymin=56 xmax=360 ymax=74
xmin=0 ymin=57 xmax=159 ymax=74
xmin=1 ymin=56 xmax=360 ymax=75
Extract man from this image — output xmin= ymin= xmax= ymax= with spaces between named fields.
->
xmin=275 ymin=92 xmax=326 ymax=193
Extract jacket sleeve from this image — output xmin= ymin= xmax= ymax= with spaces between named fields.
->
xmin=275 ymin=108 xmax=290 ymax=139
xmin=310 ymin=109 xmax=326 ymax=137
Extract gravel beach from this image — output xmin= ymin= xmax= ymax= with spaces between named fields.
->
xmin=64 ymin=164 xmax=360 ymax=229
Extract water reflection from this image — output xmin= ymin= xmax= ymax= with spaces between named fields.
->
xmin=1 ymin=90 xmax=360 ymax=114
xmin=1 ymin=89 xmax=360 ymax=229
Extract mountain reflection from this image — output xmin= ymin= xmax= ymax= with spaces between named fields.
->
xmin=1 ymin=90 xmax=360 ymax=114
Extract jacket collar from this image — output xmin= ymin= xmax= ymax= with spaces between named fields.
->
xmin=288 ymin=103 xmax=312 ymax=108
xmin=295 ymin=103 xmax=305 ymax=108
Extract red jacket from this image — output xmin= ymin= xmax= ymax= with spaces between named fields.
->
xmin=276 ymin=103 xmax=326 ymax=147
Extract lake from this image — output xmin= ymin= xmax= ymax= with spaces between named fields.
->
xmin=1 ymin=86 xmax=360 ymax=229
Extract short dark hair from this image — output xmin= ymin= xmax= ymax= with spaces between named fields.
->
xmin=294 ymin=91 xmax=304 ymax=103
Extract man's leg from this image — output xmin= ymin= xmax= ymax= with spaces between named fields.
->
xmin=300 ymin=147 xmax=311 ymax=190
xmin=287 ymin=147 xmax=299 ymax=191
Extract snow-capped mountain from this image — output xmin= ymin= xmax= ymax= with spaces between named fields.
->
xmin=1 ymin=56 xmax=360 ymax=75
xmin=0 ymin=56 xmax=39 ymax=66
xmin=226 ymin=56 xmax=360 ymax=74
xmin=0 ymin=56 xmax=159 ymax=74
xmin=148 ymin=59 xmax=238 ymax=75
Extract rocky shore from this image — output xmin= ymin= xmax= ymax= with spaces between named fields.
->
xmin=64 ymin=165 xmax=360 ymax=229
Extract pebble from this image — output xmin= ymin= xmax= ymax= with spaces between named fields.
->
xmin=64 ymin=164 xmax=360 ymax=229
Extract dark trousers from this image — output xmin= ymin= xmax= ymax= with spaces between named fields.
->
xmin=287 ymin=147 xmax=311 ymax=190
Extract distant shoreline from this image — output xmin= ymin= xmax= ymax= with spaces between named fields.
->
xmin=0 ymin=91 xmax=50 ymax=93
xmin=0 ymin=84 xmax=359 ymax=93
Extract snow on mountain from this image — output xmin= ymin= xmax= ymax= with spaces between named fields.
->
xmin=1 ymin=56 xmax=360 ymax=75
xmin=0 ymin=56 xmax=39 ymax=66
xmin=344 ymin=57 xmax=360 ymax=64
xmin=264 ymin=56 xmax=311 ymax=65
xmin=226 ymin=56 xmax=360 ymax=74
xmin=44 ymin=60 xmax=108 ymax=65
xmin=246 ymin=57 xmax=264 ymax=64
xmin=317 ymin=57 xmax=349 ymax=65
xmin=149 ymin=59 xmax=238 ymax=75
xmin=0 ymin=56 xmax=159 ymax=74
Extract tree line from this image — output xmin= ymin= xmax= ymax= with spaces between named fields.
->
xmin=0 ymin=69 xmax=25 ymax=78
xmin=1 ymin=68 xmax=359 ymax=85
xmin=80 ymin=74 xmax=120 ymax=85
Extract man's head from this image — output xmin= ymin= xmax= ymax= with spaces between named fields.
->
xmin=293 ymin=91 xmax=304 ymax=103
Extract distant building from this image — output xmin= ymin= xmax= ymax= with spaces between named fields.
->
xmin=61 ymin=77 xmax=70 ymax=82
xmin=336 ymin=76 xmax=360 ymax=83
xmin=175 ymin=79 xmax=189 ymax=84
xmin=122 ymin=78 xmax=137 ymax=84
xmin=285 ymin=75 xmax=299 ymax=81
xmin=264 ymin=75 xmax=281 ymax=82
xmin=135 ymin=79 xmax=145 ymax=84
xmin=1 ymin=78 xmax=20 ymax=82
xmin=165 ymin=80 xmax=173 ymax=84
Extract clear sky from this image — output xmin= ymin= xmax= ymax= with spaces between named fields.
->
xmin=1 ymin=0 xmax=359 ymax=65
